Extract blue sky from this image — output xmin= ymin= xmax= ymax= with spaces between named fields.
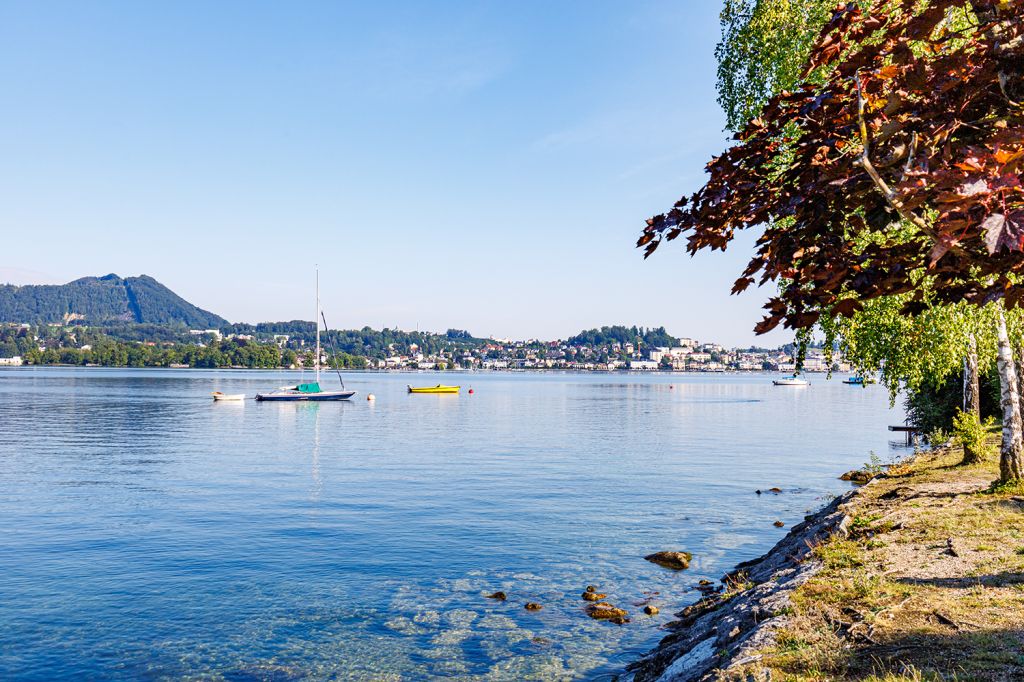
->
xmin=0 ymin=1 xmax=788 ymax=347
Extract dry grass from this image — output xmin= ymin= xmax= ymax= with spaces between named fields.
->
xmin=738 ymin=440 xmax=1024 ymax=681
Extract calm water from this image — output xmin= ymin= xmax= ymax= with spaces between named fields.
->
xmin=0 ymin=368 xmax=904 ymax=680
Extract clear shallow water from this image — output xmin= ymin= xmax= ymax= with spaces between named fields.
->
xmin=0 ymin=368 xmax=904 ymax=680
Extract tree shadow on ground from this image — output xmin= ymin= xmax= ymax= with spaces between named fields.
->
xmin=848 ymin=628 xmax=1024 ymax=681
xmin=896 ymin=571 xmax=1024 ymax=589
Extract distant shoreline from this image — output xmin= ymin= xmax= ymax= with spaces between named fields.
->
xmin=0 ymin=365 xmax=850 ymax=375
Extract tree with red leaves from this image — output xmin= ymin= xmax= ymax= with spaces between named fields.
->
xmin=640 ymin=1 xmax=1024 ymax=482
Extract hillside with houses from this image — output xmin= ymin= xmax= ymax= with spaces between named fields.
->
xmin=0 ymin=320 xmax=847 ymax=373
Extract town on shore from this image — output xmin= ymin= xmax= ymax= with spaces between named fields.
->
xmin=0 ymin=322 xmax=851 ymax=373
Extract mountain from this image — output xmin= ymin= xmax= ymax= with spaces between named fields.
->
xmin=0 ymin=274 xmax=228 ymax=327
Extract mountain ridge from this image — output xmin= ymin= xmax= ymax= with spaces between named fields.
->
xmin=0 ymin=274 xmax=227 ymax=327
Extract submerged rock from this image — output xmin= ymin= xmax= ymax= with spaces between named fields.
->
xmin=768 ymin=487 xmax=783 ymax=493
xmin=486 ymin=591 xmax=507 ymax=601
xmin=585 ymin=585 xmax=597 ymax=593
xmin=643 ymin=605 xmax=660 ymax=615
xmin=581 ymin=591 xmax=607 ymax=602
xmin=524 ymin=602 xmax=543 ymax=611
xmin=774 ymin=520 xmax=785 ymax=528
xmin=644 ymin=551 xmax=692 ymax=570
xmin=586 ymin=602 xmax=628 ymax=620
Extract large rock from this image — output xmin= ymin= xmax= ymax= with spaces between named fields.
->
xmin=644 ymin=551 xmax=692 ymax=570
xmin=587 ymin=602 xmax=629 ymax=620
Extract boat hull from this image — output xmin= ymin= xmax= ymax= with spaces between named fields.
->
xmin=256 ymin=391 xmax=357 ymax=401
xmin=212 ymin=393 xmax=245 ymax=401
xmin=407 ymin=385 xmax=460 ymax=394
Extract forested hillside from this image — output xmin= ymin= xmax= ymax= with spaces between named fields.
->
xmin=566 ymin=325 xmax=678 ymax=348
xmin=0 ymin=274 xmax=227 ymax=327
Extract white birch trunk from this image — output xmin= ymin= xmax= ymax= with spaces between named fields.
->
xmin=996 ymin=309 xmax=1024 ymax=482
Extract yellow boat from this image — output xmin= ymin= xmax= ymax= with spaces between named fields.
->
xmin=407 ymin=384 xmax=460 ymax=394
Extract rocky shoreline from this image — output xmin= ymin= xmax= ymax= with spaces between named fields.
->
xmin=624 ymin=486 xmax=862 ymax=681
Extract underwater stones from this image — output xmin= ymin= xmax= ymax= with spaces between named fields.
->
xmin=644 ymin=551 xmax=692 ymax=570
xmin=586 ymin=602 xmax=628 ymax=620
xmin=477 ymin=614 xmax=518 ymax=630
xmin=431 ymin=628 xmax=473 ymax=646
xmin=444 ymin=609 xmax=478 ymax=628
xmin=486 ymin=591 xmax=507 ymax=601
xmin=383 ymin=616 xmax=427 ymax=636
xmin=412 ymin=610 xmax=441 ymax=626
xmin=524 ymin=602 xmax=543 ymax=611
xmin=581 ymin=591 xmax=606 ymax=602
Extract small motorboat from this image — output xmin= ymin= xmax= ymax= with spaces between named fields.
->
xmin=843 ymin=376 xmax=876 ymax=385
xmin=773 ymin=376 xmax=809 ymax=386
xmin=408 ymin=384 xmax=460 ymax=394
xmin=212 ymin=392 xmax=246 ymax=401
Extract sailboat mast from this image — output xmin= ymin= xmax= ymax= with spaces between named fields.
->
xmin=315 ymin=267 xmax=320 ymax=384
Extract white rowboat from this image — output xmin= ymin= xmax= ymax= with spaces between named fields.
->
xmin=212 ymin=392 xmax=246 ymax=401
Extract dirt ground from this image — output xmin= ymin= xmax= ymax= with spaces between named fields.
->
xmin=748 ymin=443 xmax=1024 ymax=681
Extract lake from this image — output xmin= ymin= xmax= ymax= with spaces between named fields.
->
xmin=0 ymin=368 xmax=904 ymax=680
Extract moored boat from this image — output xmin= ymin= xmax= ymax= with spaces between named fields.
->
xmin=256 ymin=382 xmax=355 ymax=401
xmin=256 ymin=269 xmax=356 ymax=403
xmin=773 ymin=376 xmax=809 ymax=386
xmin=212 ymin=392 xmax=245 ymax=401
xmin=408 ymin=384 xmax=460 ymax=394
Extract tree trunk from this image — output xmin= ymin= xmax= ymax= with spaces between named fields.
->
xmin=996 ymin=309 xmax=1024 ymax=483
xmin=961 ymin=335 xmax=983 ymax=464
xmin=964 ymin=335 xmax=981 ymax=417
xmin=1020 ymin=346 xmax=1024 ymax=424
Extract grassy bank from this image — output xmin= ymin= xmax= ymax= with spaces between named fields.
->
xmin=738 ymin=441 xmax=1024 ymax=681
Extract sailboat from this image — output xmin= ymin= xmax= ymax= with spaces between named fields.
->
xmin=256 ymin=270 xmax=357 ymax=402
